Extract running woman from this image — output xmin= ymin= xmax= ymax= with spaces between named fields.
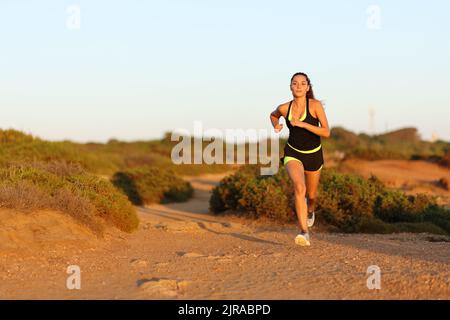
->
xmin=270 ymin=72 xmax=330 ymax=246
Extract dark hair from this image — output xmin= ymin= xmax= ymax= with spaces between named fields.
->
xmin=290 ymin=72 xmax=316 ymax=100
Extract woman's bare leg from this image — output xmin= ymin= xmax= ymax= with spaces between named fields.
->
xmin=285 ymin=160 xmax=308 ymax=232
xmin=304 ymin=169 xmax=321 ymax=213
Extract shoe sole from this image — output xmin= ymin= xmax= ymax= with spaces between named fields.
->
xmin=295 ymin=236 xmax=311 ymax=246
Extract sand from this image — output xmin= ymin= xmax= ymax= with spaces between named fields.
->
xmin=0 ymin=169 xmax=449 ymax=299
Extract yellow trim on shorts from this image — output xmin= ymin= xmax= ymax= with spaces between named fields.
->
xmin=283 ymin=156 xmax=301 ymax=165
xmin=284 ymin=158 xmax=324 ymax=172
xmin=287 ymin=142 xmax=322 ymax=154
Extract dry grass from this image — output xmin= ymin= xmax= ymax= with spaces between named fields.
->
xmin=0 ymin=162 xmax=139 ymax=236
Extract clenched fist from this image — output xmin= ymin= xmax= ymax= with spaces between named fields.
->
xmin=274 ymin=123 xmax=284 ymax=133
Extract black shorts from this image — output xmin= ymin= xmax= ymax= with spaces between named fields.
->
xmin=280 ymin=143 xmax=324 ymax=172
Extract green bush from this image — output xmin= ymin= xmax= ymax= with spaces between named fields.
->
xmin=421 ymin=205 xmax=450 ymax=234
xmin=210 ymin=165 xmax=293 ymax=221
xmin=2 ymin=127 xmax=448 ymax=178
xmin=0 ymin=129 xmax=118 ymax=175
xmin=111 ymin=166 xmax=194 ymax=205
xmin=373 ymin=192 xmax=430 ymax=223
xmin=357 ymin=218 xmax=447 ymax=235
xmin=317 ymin=171 xmax=385 ymax=232
xmin=324 ymin=127 xmax=450 ymax=162
xmin=318 ymin=170 xmax=450 ymax=234
xmin=210 ymin=166 xmax=450 ymax=235
xmin=0 ymin=162 xmax=139 ymax=235
xmin=238 ymin=173 xmax=291 ymax=221
xmin=210 ymin=166 xmax=257 ymax=212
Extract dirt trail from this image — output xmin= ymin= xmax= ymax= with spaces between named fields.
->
xmin=0 ymin=173 xmax=449 ymax=299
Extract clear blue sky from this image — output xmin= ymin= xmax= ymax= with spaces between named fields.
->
xmin=1 ymin=0 xmax=449 ymax=142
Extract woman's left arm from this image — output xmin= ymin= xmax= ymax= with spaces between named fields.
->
xmin=293 ymin=101 xmax=330 ymax=138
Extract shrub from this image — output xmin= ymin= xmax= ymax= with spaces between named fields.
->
xmin=209 ymin=166 xmax=450 ymax=235
xmin=0 ymin=129 xmax=118 ymax=175
xmin=0 ymin=162 xmax=139 ymax=235
xmin=330 ymin=127 xmax=361 ymax=148
xmin=439 ymin=152 xmax=450 ymax=168
xmin=357 ymin=218 xmax=447 ymax=235
xmin=111 ymin=166 xmax=193 ymax=205
xmin=210 ymin=165 xmax=294 ymax=221
xmin=437 ymin=177 xmax=449 ymax=190
xmin=318 ymin=170 xmax=450 ymax=234
xmin=317 ymin=171 xmax=385 ymax=232
xmin=210 ymin=166 xmax=258 ymax=213
xmin=239 ymin=174 xmax=291 ymax=221
xmin=421 ymin=205 xmax=450 ymax=234
xmin=0 ymin=129 xmax=35 ymax=144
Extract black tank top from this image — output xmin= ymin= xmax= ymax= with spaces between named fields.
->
xmin=285 ymin=98 xmax=321 ymax=151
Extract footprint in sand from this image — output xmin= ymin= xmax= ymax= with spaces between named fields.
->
xmin=147 ymin=219 xmax=245 ymax=234
xmin=207 ymin=255 xmax=234 ymax=262
xmin=176 ymin=251 xmax=235 ymax=263
xmin=176 ymin=251 xmax=206 ymax=258
xmin=137 ymin=278 xmax=191 ymax=297
xmin=130 ymin=259 xmax=148 ymax=267
xmin=149 ymin=222 xmax=206 ymax=233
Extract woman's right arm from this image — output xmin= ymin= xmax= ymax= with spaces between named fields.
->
xmin=270 ymin=105 xmax=284 ymax=132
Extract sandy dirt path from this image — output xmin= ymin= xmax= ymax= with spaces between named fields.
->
xmin=0 ymin=172 xmax=449 ymax=299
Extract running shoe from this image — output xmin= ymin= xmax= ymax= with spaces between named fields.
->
xmin=307 ymin=210 xmax=315 ymax=228
xmin=294 ymin=232 xmax=311 ymax=246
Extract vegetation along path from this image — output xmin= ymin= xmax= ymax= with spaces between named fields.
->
xmin=0 ymin=173 xmax=448 ymax=299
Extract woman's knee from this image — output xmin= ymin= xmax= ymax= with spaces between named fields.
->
xmin=294 ymin=183 xmax=306 ymax=197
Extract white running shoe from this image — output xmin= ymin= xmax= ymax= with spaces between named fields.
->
xmin=307 ymin=211 xmax=315 ymax=228
xmin=295 ymin=232 xmax=311 ymax=246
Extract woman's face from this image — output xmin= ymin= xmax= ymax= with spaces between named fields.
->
xmin=290 ymin=75 xmax=310 ymax=97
